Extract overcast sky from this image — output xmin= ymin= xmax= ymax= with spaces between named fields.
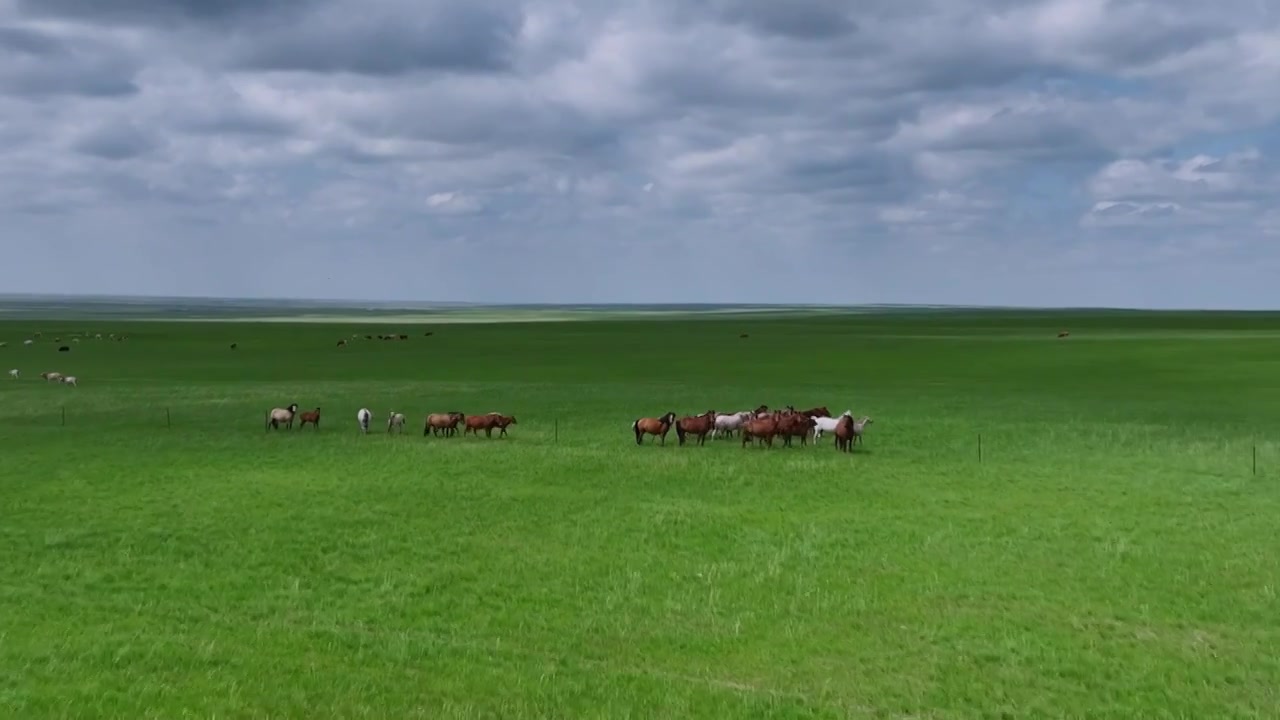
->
xmin=1 ymin=0 xmax=1278 ymax=308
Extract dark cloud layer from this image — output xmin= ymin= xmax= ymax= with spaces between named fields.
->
xmin=1 ymin=0 xmax=1279 ymax=308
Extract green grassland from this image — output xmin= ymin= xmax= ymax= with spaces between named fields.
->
xmin=3 ymin=309 xmax=1280 ymax=718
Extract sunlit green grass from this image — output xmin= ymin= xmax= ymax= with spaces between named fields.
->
xmin=2 ymin=310 xmax=1280 ymax=718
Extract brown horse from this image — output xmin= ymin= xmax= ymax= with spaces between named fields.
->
xmin=833 ymin=414 xmax=856 ymax=453
xmin=464 ymin=414 xmax=502 ymax=437
xmin=741 ymin=414 xmax=780 ymax=448
xmin=675 ymin=410 xmax=717 ymax=446
xmin=633 ymin=412 xmax=677 ymax=445
xmin=777 ymin=413 xmax=817 ymax=447
xmin=798 ymin=406 xmax=831 ymax=418
xmin=298 ymin=407 xmax=321 ymax=430
xmin=424 ymin=412 xmax=464 ymax=437
xmin=486 ymin=412 xmax=518 ymax=437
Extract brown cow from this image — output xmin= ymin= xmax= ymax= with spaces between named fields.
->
xmin=675 ymin=410 xmax=717 ymax=446
xmin=463 ymin=414 xmax=502 ymax=437
xmin=632 ymin=412 xmax=677 ymax=445
xmin=424 ymin=412 xmax=464 ymax=437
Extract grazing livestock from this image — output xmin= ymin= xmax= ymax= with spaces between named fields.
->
xmin=632 ymin=412 xmax=677 ymax=445
xmin=357 ymin=408 xmax=372 ymax=434
xmin=1058 ymin=331 xmax=1070 ymax=338
xmin=398 ymin=334 xmax=408 ymax=340
xmin=463 ymin=413 xmax=503 ymax=437
xmin=337 ymin=339 xmax=347 ymax=347
xmin=833 ymin=414 xmax=856 ymax=453
xmin=711 ymin=411 xmax=753 ymax=439
xmin=741 ymin=414 xmax=780 ymax=448
xmin=230 ymin=343 xmax=238 ymax=350
xmin=424 ymin=412 xmax=464 ymax=437
xmin=62 ymin=375 xmax=77 ymax=387
xmin=424 ymin=331 xmax=434 ymax=336
xmin=265 ymin=403 xmax=300 ymax=430
xmin=0 ymin=342 xmax=6 ymax=347
xmin=675 ymin=411 xmax=717 ymax=446
xmin=739 ymin=333 xmax=749 ymax=338
xmin=486 ymin=412 xmax=518 ymax=437
xmin=812 ymin=411 xmax=853 ymax=442
xmin=8 ymin=369 xmax=17 ymax=379
xmin=40 ymin=371 xmax=63 ymax=382
xmin=850 ymin=416 xmax=873 ymax=447
xmin=298 ymin=407 xmax=321 ymax=429
xmin=777 ymin=413 xmax=817 ymax=447
xmin=387 ymin=411 xmax=406 ymax=433
xmin=58 ymin=346 xmax=70 ymax=352
xmin=23 ymin=340 xmax=33 ymax=346
xmin=798 ymin=406 xmax=831 ymax=418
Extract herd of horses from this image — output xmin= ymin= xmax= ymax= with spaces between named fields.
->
xmin=262 ymin=402 xmax=872 ymax=452
xmin=633 ymin=405 xmax=872 ymax=452
xmin=265 ymin=403 xmax=517 ymax=438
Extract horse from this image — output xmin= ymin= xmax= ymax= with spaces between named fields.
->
xmin=424 ymin=412 xmax=464 ymax=437
xmin=62 ymin=375 xmax=77 ymax=387
xmin=387 ymin=411 xmax=405 ymax=433
xmin=850 ymin=416 xmax=873 ymax=447
xmin=463 ymin=414 xmax=502 ymax=437
xmin=834 ymin=412 xmax=855 ymax=450
xmin=741 ymin=414 xmax=780 ymax=448
xmin=486 ymin=412 xmax=518 ymax=437
xmin=40 ymin=371 xmax=63 ymax=382
xmin=298 ymin=407 xmax=321 ymax=429
xmin=8 ymin=369 xmax=17 ymax=379
xmin=632 ymin=412 xmax=677 ymax=445
xmin=266 ymin=403 xmax=299 ymax=430
xmin=357 ymin=408 xmax=372 ymax=434
xmin=675 ymin=411 xmax=717 ymax=446
xmin=710 ymin=411 xmax=752 ymax=439
xmin=812 ymin=410 xmax=853 ymax=442
xmin=798 ymin=406 xmax=831 ymax=418
xmin=777 ymin=413 xmax=817 ymax=447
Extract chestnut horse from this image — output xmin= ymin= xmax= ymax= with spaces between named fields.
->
xmin=298 ymin=407 xmax=321 ymax=429
xmin=777 ymin=413 xmax=817 ymax=447
xmin=632 ymin=412 xmax=677 ymax=445
xmin=675 ymin=410 xmax=717 ymax=446
xmin=833 ymin=413 xmax=856 ymax=453
xmin=798 ymin=406 xmax=831 ymax=418
xmin=463 ymin=414 xmax=502 ymax=437
xmin=741 ymin=414 xmax=780 ymax=448
xmin=424 ymin=412 xmax=464 ymax=437
xmin=486 ymin=412 xmax=518 ymax=437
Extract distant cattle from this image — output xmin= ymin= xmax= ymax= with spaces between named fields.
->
xmin=58 ymin=346 xmax=70 ymax=352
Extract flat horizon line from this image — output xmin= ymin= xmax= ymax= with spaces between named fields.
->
xmin=0 ymin=291 xmax=1277 ymax=313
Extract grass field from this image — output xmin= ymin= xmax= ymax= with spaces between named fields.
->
xmin=3 ymin=308 xmax=1280 ymax=718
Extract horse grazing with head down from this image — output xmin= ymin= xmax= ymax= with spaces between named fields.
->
xmin=632 ymin=412 xmax=677 ymax=445
xmin=675 ymin=410 xmax=717 ymax=446
xmin=486 ymin=412 xmax=518 ymax=437
xmin=776 ymin=412 xmax=817 ymax=447
xmin=387 ymin=411 xmax=406 ymax=433
xmin=741 ymin=413 xmax=781 ymax=448
xmin=424 ymin=412 xmax=464 ymax=437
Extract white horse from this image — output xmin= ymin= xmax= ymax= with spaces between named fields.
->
xmin=710 ymin=411 xmax=753 ymax=439
xmin=8 ymin=369 xmax=17 ymax=379
xmin=62 ymin=375 xmax=77 ymax=387
xmin=387 ymin=411 xmax=405 ymax=433
xmin=812 ymin=410 xmax=853 ymax=443
xmin=357 ymin=408 xmax=372 ymax=434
